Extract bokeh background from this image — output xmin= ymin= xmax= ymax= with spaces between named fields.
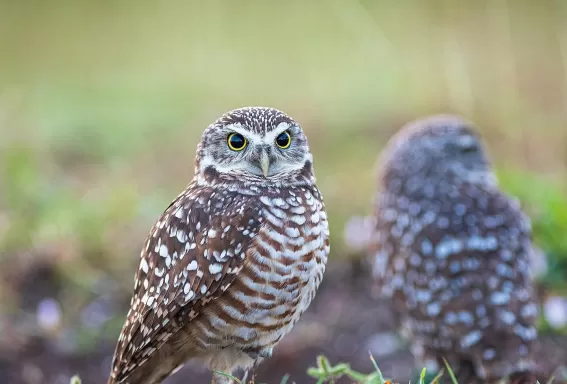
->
xmin=1 ymin=1 xmax=567 ymax=383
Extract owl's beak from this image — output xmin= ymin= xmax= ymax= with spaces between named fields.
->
xmin=259 ymin=150 xmax=270 ymax=177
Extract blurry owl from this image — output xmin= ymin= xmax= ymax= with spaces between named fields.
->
xmin=368 ymin=115 xmax=539 ymax=382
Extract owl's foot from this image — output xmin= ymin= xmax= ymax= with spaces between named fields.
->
xmin=243 ymin=346 xmax=273 ymax=360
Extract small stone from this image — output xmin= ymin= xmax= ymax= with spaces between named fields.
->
xmin=544 ymin=296 xmax=567 ymax=329
xmin=365 ymin=332 xmax=402 ymax=357
xmin=37 ymin=298 xmax=61 ymax=333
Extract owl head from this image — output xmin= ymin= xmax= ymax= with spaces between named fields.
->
xmin=378 ymin=115 xmax=496 ymax=194
xmin=194 ymin=107 xmax=314 ymax=186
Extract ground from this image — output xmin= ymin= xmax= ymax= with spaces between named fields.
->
xmin=1 ymin=259 xmax=565 ymax=384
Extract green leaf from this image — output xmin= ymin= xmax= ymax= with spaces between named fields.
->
xmin=213 ymin=371 xmax=241 ymax=384
xmin=317 ymin=355 xmax=332 ymax=374
xmin=307 ymin=367 xmax=324 ymax=379
xmin=442 ymin=358 xmax=458 ymax=384
xmin=419 ymin=367 xmax=427 ymax=384
xmin=329 ymin=362 xmax=350 ymax=375
xmin=430 ymin=369 xmax=445 ymax=384
xmin=280 ymin=374 xmax=290 ymax=384
xmin=369 ymin=352 xmax=386 ymax=384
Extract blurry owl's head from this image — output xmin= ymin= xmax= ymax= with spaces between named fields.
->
xmin=194 ymin=107 xmax=314 ymax=186
xmin=378 ymin=115 xmax=496 ymax=194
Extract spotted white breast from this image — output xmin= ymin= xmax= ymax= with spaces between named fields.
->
xmin=188 ymin=184 xmax=329 ymax=358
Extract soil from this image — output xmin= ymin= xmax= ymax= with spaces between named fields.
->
xmin=0 ymin=259 xmax=565 ymax=384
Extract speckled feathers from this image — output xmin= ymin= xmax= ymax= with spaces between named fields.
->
xmin=111 ymin=187 xmax=263 ymax=381
xmin=369 ymin=115 xmax=538 ymax=380
xmin=108 ymin=107 xmax=329 ymax=384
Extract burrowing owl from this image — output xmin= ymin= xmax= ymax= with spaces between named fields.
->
xmin=369 ymin=115 xmax=538 ymax=381
xmin=108 ymin=107 xmax=330 ymax=384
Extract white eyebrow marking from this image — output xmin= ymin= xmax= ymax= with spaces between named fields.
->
xmin=225 ymin=122 xmax=297 ymax=145
xmin=263 ymin=122 xmax=293 ymax=143
xmin=457 ymin=134 xmax=476 ymax=148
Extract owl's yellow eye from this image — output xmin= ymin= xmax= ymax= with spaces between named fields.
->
xmin=227 ymin=133 xmax=247 ymax=151
xmin=275 ymin=131 xmax=291 ymax=149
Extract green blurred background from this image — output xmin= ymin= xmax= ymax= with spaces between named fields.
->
xmin=1 ymin=1 xmax=567 ymax=383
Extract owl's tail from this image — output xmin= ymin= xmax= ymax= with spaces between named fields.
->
xmin=106 ymin=374 xmax=117 ymax=384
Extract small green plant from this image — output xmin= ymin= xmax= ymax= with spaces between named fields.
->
xmin=213 ymin=370 xmax=245 ymax=384
xmin=428 ymin=368 xmax=445 ymax=384
xmin=70 ymin=375 xmax=81 ymax=384
xmin=306 ymin=354 xmax=459 ymax=384
xmin=212 ymin=370 xmax=290 ymax=384
xmin=307 ymin=354 xmax=389 ymax=384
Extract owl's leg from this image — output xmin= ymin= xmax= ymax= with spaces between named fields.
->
xmin=209 ymin=348 xmax=257 ymax=384
xmin=443 ymin=356 xmax=479 ymax=384
xmin=478 ymin=355 xmax=536 ymax=382
xmin=224 ymin=347 xmax=266 ymax=383
xmin=409 ymin=340 xmax=440 ymax=373
xmin=209 ymin=354 xmax=236 ymax=384
xmin=239 ymin=346 xmax=268 ymax=382
xmin=210 ymin=367 xmax=235 ymax=384
xmin=245 ymin=357 xmax=265 ymax=379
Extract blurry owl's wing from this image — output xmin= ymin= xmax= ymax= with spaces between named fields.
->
xmin=110 ymin=184 xmax=264 ymax=382
xmin=367 ymin=193 xmax=404 ymax=298
xmin=402 ymin=185 xmax=537 ymax=335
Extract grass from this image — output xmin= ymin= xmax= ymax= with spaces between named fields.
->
xmin=73 ymin=360 xmax=567 ymax=384
xmin=442 ymin=359 xmax=458 ymax=384
xmin=83 ymin=355 xmax=462 ymax=384
xmin=212 ymin=354 xmax=410 ymax=384
xmin=206 ymin=355 xmax=566 ymax=384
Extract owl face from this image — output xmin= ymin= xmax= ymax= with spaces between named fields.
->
xmin=195 ymin=107 xmax=314 ymax=185
xmin=380 ymin=115 xmax=496 ymax=188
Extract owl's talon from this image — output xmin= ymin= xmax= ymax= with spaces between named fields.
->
xmin=258 ymin=348 xmax=273 ymax=359
xmin=246 ymin=351 xmax=259 ymax=360
xmin=244 ymin=347 xmax=272 ymax=360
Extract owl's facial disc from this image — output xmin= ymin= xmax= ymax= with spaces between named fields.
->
xmin=440 ymin=131 xmax=495 ymax=185
xmin=199 ymin=121 xmax=312 ymax=181
xmin=379 ymin=116 xmax=499 ymax=193
xmin=232 ymin=122 xmax=309 ymax=178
